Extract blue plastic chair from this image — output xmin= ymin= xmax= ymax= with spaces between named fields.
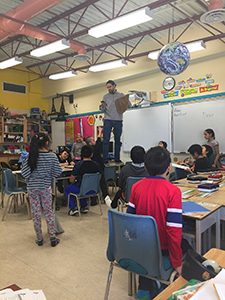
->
xmin=118 ymin=176 xmax=145 ymax=212
xmin=104 ymin=165 xmax=117 ymax=193
xmin=104 ymin=210 xmax=176 ymax=300
xmin=2 ymin=169 xmax=29 ymax=221
xmin=67 ymin=172 xmax=102 ymax=220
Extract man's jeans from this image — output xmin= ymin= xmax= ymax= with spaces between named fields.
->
xmin=103 ymin=119 xmax=123 ymax=162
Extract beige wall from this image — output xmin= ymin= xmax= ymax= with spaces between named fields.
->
xmin=46 ymin=52 xmax=225 ymax=116
xmin=43 ymin=38 xmax=225 ymax=114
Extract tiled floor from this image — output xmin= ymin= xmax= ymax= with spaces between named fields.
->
xmin=0 ymin=194 xmax=133 ymax=300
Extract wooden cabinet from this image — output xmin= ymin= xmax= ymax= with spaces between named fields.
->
xmin=0 ymin=117 xmax=52 ymax=145
xmin=27 ymin=119 xmax=52 ymax=142
xmin=0 ymin=116 xmax=27 ymax=144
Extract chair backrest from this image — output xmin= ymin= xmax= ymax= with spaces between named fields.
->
xmin=107 ymin=210 xmax=172 ymax=280
xmin=174 ymin=168 xmax=186 ymax=180
xmin=9 ymin=159 xmax=20 ymax=170
xmin=2 ymin=169 xmax=16 ymax=194
xmin=124 ymin=176 xmax=145 ymax=203
xmin=1 ymin=162 xmax=10 ymax=169
xmin=79 ymin=173 xmax=100 ymax=196
xmin=104 ymin=165 xmax=117 ymax=181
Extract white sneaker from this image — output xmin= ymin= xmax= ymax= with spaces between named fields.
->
xmin=104 ymin=195 xmax=112 ymax=208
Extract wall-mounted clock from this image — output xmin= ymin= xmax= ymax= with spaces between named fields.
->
xmin=163 ymin=77 xmax=176 ymax=91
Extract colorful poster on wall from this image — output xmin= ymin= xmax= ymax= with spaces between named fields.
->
xmin=199 ymin=84 xmax=219 ymax=93
xmin=65 ymin=115 xmax=95 ymax=145
xmin=65 ymin=120 xmax=74 ymax=144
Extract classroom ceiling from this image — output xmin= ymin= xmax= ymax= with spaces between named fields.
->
xmin=0 ymin=0 xmax=224 ymax=81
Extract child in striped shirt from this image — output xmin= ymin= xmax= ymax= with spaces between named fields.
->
xmin=21 ymin=133 xmax=62 ymax=247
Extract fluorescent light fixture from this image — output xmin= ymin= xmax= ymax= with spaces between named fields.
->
xmin=30 ymin=39 xmax=71 ymax=57
xmin=0 ymin=56 xmax=23 ymax=69
xmin=88 ymin=7 xmax=153 ymax=38
xmin=147 ymin=50 xmax=159 ymax=60
xmin=89 ymin=59 xmax=127 ymax=72
xmin=185 ymin=40 xmax=206 ymax=52
xmin=147 ymin=40 xmax=206 ymax=60
xmin=49 ymin=70 xmax=77 ymax=80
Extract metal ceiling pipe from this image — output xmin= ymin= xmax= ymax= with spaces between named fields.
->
xmin=0 ymin=0 xmax=87 ymax=55
xmin=0 ymin=0 xmax=62 ymax=38
xmin=207 ymin=0 xmax=223 ymax=10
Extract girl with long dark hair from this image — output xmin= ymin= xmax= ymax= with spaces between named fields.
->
xmin=21 ymin=133 xmax=62 ymax=247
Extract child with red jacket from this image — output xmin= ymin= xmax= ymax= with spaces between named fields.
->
xmin=127 ymin=146 xmax=183 ymax=299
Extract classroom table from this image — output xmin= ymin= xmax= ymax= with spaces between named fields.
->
xmin=154 ymin=248 xmax=225 ymax=300
xmin=182 ymin=202 xmax=221 ymax=254
xmin=52 ymin=165 xmax=73 ymax=196
xmin=174 ymin=175 xmax=225 ymax=254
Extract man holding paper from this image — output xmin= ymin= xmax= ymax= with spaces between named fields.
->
xmin=100 ymin=80 xmax=129 ymax=163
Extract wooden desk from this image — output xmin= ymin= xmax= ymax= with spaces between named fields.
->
xmin=154 ymin=248 xmax=225 ymax=300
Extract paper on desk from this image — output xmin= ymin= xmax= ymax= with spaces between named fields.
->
xmin=182 ymin=201 xmax=210 ymax=213
xmin=14 ymin=289 xmax=32 ymax=300
xmin=0 ymin=289 xmax=20 ymax=300
xmin=191 ymin=269 xmax=225 ymax=300
xmin=30 ymin=290 xmax=46 ymax=300
xmin=14 ymin=290 xmax=46 ymax=300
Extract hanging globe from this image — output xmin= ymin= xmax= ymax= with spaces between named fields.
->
xmin=157 ymin=42 xmax=190 ymax=75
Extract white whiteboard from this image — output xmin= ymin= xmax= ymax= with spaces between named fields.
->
xmin=173 ymin=98 xmax=225 ymax=153
xmin=123 ymin=104 xmax=171 ymax=152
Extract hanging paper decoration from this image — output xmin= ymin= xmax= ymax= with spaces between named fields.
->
xmin=87 ymin=115 xmax=95 ymax=126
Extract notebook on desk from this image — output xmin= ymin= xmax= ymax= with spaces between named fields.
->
xmin=182 ymin=201 xmax=210 ymax=214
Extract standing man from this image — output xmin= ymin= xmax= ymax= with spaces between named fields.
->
xmin=100 ymin=80 xmax=124 ymax=163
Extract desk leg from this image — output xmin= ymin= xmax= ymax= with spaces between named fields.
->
xmin=216 ymin=209 xmax=220 ymax=250
xmin=128 ymin=272 xmax=133 ymax=296
xmin=196 ymin=220 xmax=202 ymax=254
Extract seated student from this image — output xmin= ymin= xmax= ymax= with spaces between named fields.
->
xmin=65 ymin=145 xmax=100 ymax=216
xmin=56 ymin=150 xmax=75 ymax=209
xmin=57 ymin=149 xmax=75 ymax=168
xmin=127 ymin=146 xmax=183 ymax=299
xmin=107 ymin=146 xmax=148 ymax=209
xmin=187 ymin=144 xmax=208 ymax=173
xmin=158 ymin=140 xmax=167 ymax=149
xmin=202 ymin=144 xmax=214 ymax=168
xmin=71 ymin=133 xmax=86 ymax=161
xmin=85 ymin=128 xmax=111 ymax=206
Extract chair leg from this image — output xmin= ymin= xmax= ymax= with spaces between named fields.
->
xmin=98 ymin=194 xmax=103 ymax=215
xmin=2 ymin=195 xmax=13 ymax=221
xmin=169 ymin=270 xmax=178 ymax=284
xmin=133 ymin=273 xmax=137 ymax=297
xmin=76 ymin=195 xmax=82 ymax=221
xmin=128 ymin=272 xmax=133 ymax=296
xmin=1 ymin=191 xmax=5 ymax=208
xmin=104 ymin=262 xmax=114 ymax=300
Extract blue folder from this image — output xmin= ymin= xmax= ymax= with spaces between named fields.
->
xmin=182 ymin=201 xmax=210 ymax=214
